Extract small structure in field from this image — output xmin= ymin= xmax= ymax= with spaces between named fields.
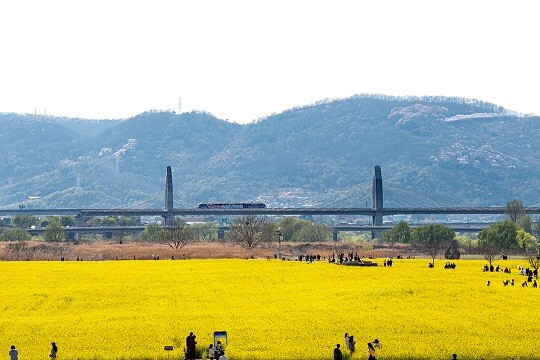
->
xmin=445 ymin=240 xmax=460 ymax=260
xmin=342 ymin=260 xmax=378 ymax=267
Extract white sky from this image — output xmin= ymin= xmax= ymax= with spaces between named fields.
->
xmin=0 ymin=0 xmax=539 ymax=123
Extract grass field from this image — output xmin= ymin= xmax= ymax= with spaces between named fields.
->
xmin=0 ymin=258 xmax=538 ymax=359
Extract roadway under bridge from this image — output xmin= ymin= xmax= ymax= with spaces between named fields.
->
xmin=25 ymin=223 xmax=489 ymax=241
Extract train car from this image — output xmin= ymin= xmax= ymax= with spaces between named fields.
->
xmin=197 ymin=203 xmax=267 ymax=209
xmin=242 ymin=203 xmax=267 ymax=208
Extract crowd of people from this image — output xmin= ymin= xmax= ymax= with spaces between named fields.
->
xmin=186 ymin=332 xmax=228 ymax=360
xmin=334 ymin=337 xmax=464 ymax=360
xmin=270 ymin=253 xmax=325 ymax=262
xmin=485 ymin=264 xmax=539 ymax=288
xmin=208 ymin=340 xmax=225 ymax=360
xmin=518 ymin=265 xmax=538 ymax=279
xmin=329 ymin=251 xmax=368 ymax=264
xmin=296 ymin=254 xmax=323 ymax=262
xmin=334 ymin=335 xmax=382 ymax=360
xmin=10 ymin=336 xmax=231 ymax=360
xmin=483 ymin=264 xmax=512 ymax=273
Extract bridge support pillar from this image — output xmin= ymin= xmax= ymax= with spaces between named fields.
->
xmin=332 ymin=229 xmax=338 ymax=242
xmin=371 ymin=212 xmax=383 ymax=239
xmin=163 ymin=212 xmax=174 ymax=227
xmin=164 ymin=166 xmax=174 ymax=227
xmin=371 ymin=165 xmax=384 ymax=239
xmin=218 ymin=227 xmax=225 ymax=240
xmin=75 ymin=214 xmax=84 ymax=242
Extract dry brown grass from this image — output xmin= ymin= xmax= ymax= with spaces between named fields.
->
xmin=0 ymin=240 xmax=415 ymax=261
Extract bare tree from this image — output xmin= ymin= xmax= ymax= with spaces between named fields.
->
xmin=412 ymin=224 xmax=455 ymax=267
xmin=227 ymin=215 xmax=269 ymax=249
xmin=527 ymin=254 xmax=540 ymax=275
xmin=162 ymin=219 xmax=197 ymax=249
xmin=478 ymin=237 xmax=504 ymax=268
xmin=505 ymin=199 xmax=525 ymax=223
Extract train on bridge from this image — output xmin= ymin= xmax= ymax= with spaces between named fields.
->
xmin=196 ymin=203 xmax=267 ymax=209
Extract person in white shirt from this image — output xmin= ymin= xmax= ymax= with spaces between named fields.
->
xmin=344 ymin=333 xmax=355 ymax=352
xmin=208 ymin=344 xmax=215 ymax=360
xmin=218 ymin=351 xmax=228 ymax=360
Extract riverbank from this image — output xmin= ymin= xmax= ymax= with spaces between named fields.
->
xmin=0 ymin=240 xmax=414 ymax=261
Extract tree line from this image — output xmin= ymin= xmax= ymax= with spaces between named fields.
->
xmin=0 ymin=214 xmax=334 ymax=246
xmin=139 ymin=216 xmax=333 ymax=249
xmin=380 ymin=200 xmax=539 ymax=271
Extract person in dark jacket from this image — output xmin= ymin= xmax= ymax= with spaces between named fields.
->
xmin=333 ymin=343 xmax=343 ymax=360
xmin=9 ymin=345 xmax=18 ymax=360
xmin=49 ymin=342 xmax=58 ymax=359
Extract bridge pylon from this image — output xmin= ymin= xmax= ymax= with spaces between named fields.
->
xmin=371 ymin=165 xmax=384 ymax=238
xmin=164 ymin=166 xmax=174 ymax=226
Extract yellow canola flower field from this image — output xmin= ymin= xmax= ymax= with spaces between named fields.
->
xmin=0 ymin=258 xmax=538 ymax=359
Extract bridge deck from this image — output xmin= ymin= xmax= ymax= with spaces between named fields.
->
xmin=2 ymin=207 xmax=540 ymax=217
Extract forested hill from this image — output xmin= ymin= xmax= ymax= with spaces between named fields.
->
xmin=1 ymin=94 xmax=539 ymax=209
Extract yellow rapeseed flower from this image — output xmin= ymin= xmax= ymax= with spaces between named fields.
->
xmin=0 ymin=258 xmax=537 ymax=359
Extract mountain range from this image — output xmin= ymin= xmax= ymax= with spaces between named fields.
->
xmin=1 ymin=94 xmax=539 ymax=209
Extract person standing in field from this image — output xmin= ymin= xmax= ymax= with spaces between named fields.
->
xmin=214 ymin=341 xmax=224 ymax=358
xmin=185 ymin=332 xmax=194 ymax=359
xmin=367 ymin=342 xmax=376 ymax=360
xmin=9 ymin=345 xmax=18 ymax=360
xmin=344 ymin=333 xmax=355 ymax=353
xmin=208 ymin=344 xmax=215 ymax=360
xmin=49 ymin=342 xmax=58 ymax=359
xmin=333 ymin=343 xmax=343 ymax=360
xmin=187 ymin=334 xmax=197 ymax=360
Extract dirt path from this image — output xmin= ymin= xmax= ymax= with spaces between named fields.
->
xmin=0 ymin=241 xmax=412 ymax=261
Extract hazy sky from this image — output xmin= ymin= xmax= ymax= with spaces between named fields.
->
xmin=1 ymin=0 xmax=538 ymax=123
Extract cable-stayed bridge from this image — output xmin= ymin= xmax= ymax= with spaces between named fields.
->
xmin=1 ymin=166 xmax=539 ymax=238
